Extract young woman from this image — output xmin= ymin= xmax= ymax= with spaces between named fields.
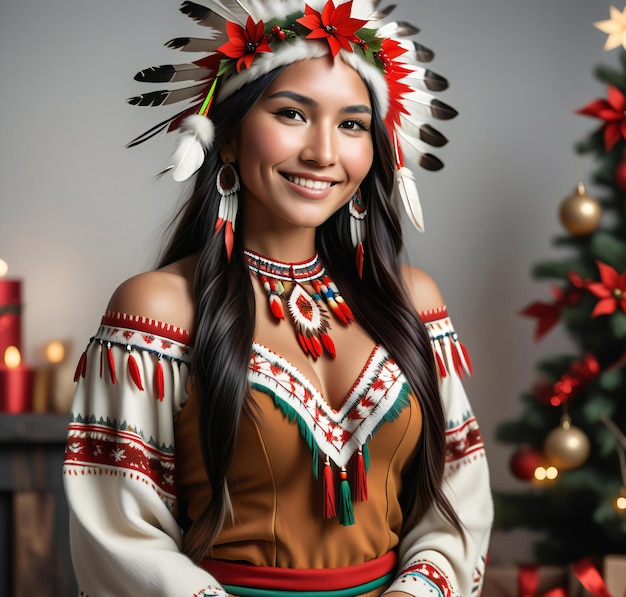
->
xmin=63 ymin=1 xmax=493 ymax=596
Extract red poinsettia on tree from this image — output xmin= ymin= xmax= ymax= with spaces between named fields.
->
xmin=576 ymin=84 xmax=626 ymax=150
xmin=587 ymin=260 xmax=626 ymax=316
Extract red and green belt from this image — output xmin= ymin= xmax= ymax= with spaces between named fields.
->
xmin=201 ymin=551 xmax=397 ymax=596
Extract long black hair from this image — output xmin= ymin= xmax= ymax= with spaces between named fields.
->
xmin=158 ymin=64 xmax=464 ymax=561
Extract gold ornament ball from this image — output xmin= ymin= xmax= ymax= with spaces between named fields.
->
xmin=543 ymin=416 xmax=591 ymax=470
xmin=559 ymin=183 xmax=601 ymax=235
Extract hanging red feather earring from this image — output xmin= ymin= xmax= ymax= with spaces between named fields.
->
xmin=349 ymin=190 xmax=367 ymax=278
xmin=214 ymin=161 xmax=240 ymax=262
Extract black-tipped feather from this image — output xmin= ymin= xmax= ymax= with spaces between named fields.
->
xmin=406 ymin=41 xmax=435 ymax=63
xmin=134 ymin=64 xmax=214 ymax=84
xmin=404 ymin=68 xmax=449 ymax=93
xmin=180 ymin=1 xmax=226 ymax=29
xmin=430 ymin=99 xmax=458 ymax=120
xmin=128 ymin=83 xmax=207 ymax=107
xmin=166 ymin=36 xmax=224 ymax=52
xmin=419 ymin=124 xmax=448 ymax=147
xmin=371 ymin=5 xmax=396 ymax=20
xmin=393 ymin=21 xmax=420 ymax=37
xmin=418 ymin=153 xmax=444 ymax=171
xmin=422 ymin=70 xmax=448 ymax=92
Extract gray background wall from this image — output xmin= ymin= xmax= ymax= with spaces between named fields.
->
xmin=0 ymin=0 xmax=618 ymax=562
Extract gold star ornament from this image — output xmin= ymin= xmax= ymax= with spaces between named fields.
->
xmin=595 ymin=5 xmax=626 ymax=50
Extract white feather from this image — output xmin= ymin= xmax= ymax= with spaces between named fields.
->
xmin=167 ymin=134 xmax=206 ymax=181
xmin=395 ymin=166 xmax=424 ymax=231
xmin=180 ymin=114 xmax=215 ymax=146
xmin=164 ymin=114 xmax=215 ymax=182
xmin=396 ymin=128 xmax=435 ymax=168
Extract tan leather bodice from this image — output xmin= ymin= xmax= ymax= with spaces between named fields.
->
xmin=175 ymin=347 xmax=422 ymax=570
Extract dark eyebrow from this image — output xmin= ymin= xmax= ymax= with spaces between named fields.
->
xmin=267 ymin=90 xmax=316 ymax=106
xmin=343 ymin=104 xmax=372 ymax=115
xmin=267 ymin=90 xmax=372 ymax=115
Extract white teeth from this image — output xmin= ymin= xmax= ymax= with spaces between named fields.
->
xmin=286 ymin=174 xmax=332 ymax=190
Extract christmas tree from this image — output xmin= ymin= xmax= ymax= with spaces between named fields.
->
xmin=494 ymin=10 xmax=626 ymax=564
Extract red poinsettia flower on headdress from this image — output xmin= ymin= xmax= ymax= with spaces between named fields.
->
xmin=379 ymin=38 xmax=412 ymax=130
xmin=587 ymin=260 xmax=626 ymax=316
xmin=218 ymin=16 xmax=272 ymax=72
xmin=296 ymin=0 xmax=367 ymax=58
xmin=576 ymin=84 xmax=626 ymax=151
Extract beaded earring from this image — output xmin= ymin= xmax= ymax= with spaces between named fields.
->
xmin=215 ymin=161 xmax=240 ymax=262
xmin=349 ymin=190 xmax=367 ymax=278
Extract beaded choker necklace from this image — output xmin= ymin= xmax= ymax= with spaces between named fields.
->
xmin=244 ymin=249 xmax=354 ymax=360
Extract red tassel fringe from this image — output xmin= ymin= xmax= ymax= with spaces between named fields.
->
xmin=460 ymin=341 xmax=474 ymax=375
xmin=297 ymin=332 xmax=308 ymax=355
xmin=154 ymin=359 xmax=165 ymax=401
xmin=338 ymin=299 xmax=354 ymax=323
xmin=73 ymin=350 xmax=88 ymax=382
xmin=355 ymin=242 xmax=365 ymax=279
xmin=224 ymin=221 xmax=234 ymax=262
xmin=269 ymin=294 xmax=284 ymax=319
xmin=320 ymin=333 xmax=336 ymax=359
xmin=309 ymin=335 xmax=323 ymax=359
xmin=435 ymin=351 xmax=447 ymax=378
xmin=355 ymin=449 xmax=368 ymax=501
xmin=106 ymin=344 xmax=117 ymax=384
xmin=128 ymin=354 xmax=144 ymax=391
xmin=323 ymin=458 xmax=336 ymax=519
xmin=451 ymin=343 xmax=465 ymax=378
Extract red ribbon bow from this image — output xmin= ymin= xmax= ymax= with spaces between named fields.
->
xmin=517 ymin=559 xmax=613 ymax=597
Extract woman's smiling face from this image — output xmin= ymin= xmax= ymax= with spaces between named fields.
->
xmin=226 ymin=56 xmax=374 ymax=233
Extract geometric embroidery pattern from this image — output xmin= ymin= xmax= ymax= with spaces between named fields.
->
xmin=249 ymin=343 xmax=411 ymax=468
xmin=64 ymin=420 xmax=177 ymax=504
xmin=445 ymin=415 xmax=485 ymax=472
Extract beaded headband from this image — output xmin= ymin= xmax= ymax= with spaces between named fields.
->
xmin=128 ymin=0 xmax=457 ymax=231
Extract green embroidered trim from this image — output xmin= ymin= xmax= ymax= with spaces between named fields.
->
xmin=222 ymin=572 xmax=394 ymax=597
xmin=250 ymin=378 xmax=412 ymax=478
xmin=250 ymin=382 xmax=320 ymax=476
xmin=371 ymin=381 xmax=413 ymax=436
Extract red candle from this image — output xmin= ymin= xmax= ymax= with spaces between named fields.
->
xmin=0 ymin=277 xmax=22 ymax=357
xmin=0 ymin=346 xmax=33 ymax=413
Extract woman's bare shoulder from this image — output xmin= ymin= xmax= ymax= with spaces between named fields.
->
xmin=399 ymin=264 xmax=445 ymax=314
xmin=106 ymin=255 xmax=197 ymax=333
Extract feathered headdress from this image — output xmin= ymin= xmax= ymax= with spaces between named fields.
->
xmin=128 ymin=0 xmax=457 ymax=231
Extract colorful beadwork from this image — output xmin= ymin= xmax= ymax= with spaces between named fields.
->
xmin=244 ymin=250 xmax=353 ymax=360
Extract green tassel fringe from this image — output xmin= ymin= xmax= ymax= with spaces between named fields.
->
xmin=339 ymin=477 xmax=355 ymax=526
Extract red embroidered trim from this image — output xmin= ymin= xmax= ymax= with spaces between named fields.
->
xmin=419 ymin=305 xmax=448 ymax=323
xmin=445 ymin=416 xmax=484 ymax=464
xmin=400 ymin=561 xmax=453 ymax=597
xmin=101 ymin=311 xmax=191 ymax=345
xmin=64 ymin=422 xmax=176 ymax=496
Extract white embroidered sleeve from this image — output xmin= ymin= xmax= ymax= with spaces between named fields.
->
xmin=385 ymin=308 xmax=493 ymax=597
xmin=63 ymin=312 xmax=227 ymax=597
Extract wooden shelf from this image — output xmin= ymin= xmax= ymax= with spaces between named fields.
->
xmin=0 ymin=413 xmax=69 ymax=444
xmin=0 ymin=411 xmax=76 ymax=596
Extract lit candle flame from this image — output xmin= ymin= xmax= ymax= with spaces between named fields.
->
xmin=4 ymin=346 xmax=21 ymax=369
xmin=0 ymin=259 xmax=8 ymax=278
xmin=45 ymin=340 xmax=66 ymax=364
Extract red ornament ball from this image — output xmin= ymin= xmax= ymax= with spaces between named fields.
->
xmin=509 ymin=445 xmax=543 ymax=481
